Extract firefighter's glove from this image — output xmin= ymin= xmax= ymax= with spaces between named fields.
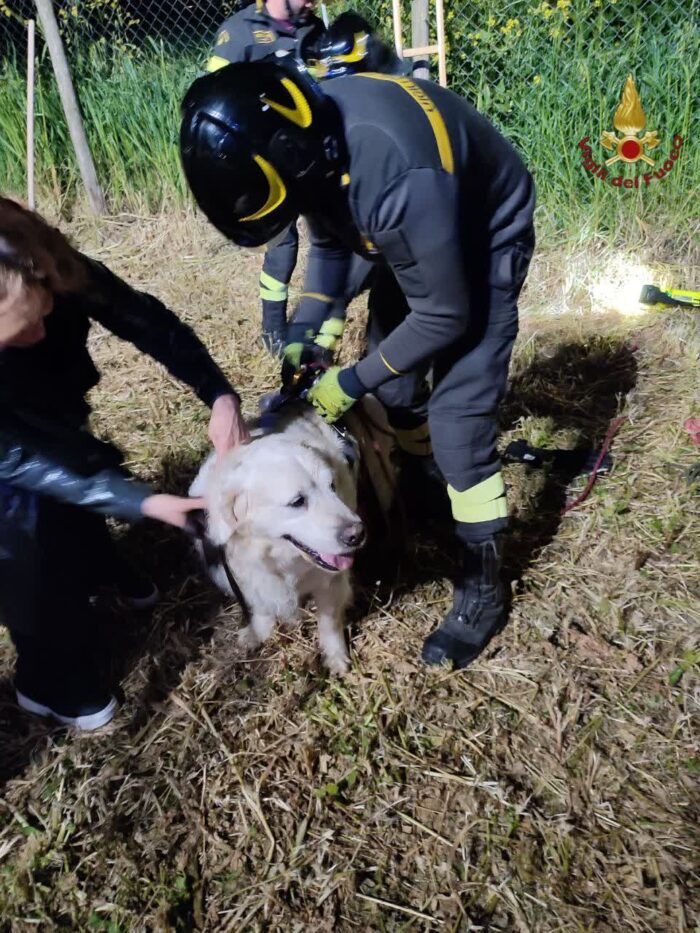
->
xmin=281 ymin=342 xmax=333 ymax=391
xmin=306 ymin=366 xmax=364 ymax=423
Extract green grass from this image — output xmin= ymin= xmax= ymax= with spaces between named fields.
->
xmin=0 ymin=40 xmax=201 ymax=210
xmin=1 ymin=0 xmax=698 ymax=244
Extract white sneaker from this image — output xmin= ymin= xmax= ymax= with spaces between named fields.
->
xmin=16 ymin=689 xmax=118 ymax=731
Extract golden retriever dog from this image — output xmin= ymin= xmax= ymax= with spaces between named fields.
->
xmin=190 ymin=405 xmax=365 ymax=674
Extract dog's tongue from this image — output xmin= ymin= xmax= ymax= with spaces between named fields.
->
xmin=320 ymin=552 xmax=355 ymax=571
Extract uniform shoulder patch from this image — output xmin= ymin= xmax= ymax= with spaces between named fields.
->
xmin=253 ymin=29 xmax=276 ymax=43
xmin=216 ymin=29 xmax=230 ymax=45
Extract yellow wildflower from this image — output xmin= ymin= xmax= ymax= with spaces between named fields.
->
xmin=487 ymin=15 xmax=497 ymax=26
xmin=533 ymin=74 xmax=542 ymax=84
xmin=556 ymin=0 xmax=571 ymax=8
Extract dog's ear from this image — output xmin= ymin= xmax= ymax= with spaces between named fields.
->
xmin=206 ymin=464 xmax=249 ymax=545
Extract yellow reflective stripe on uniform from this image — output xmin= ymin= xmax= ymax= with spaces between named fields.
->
xmin=448 ymin=473 xmax=507 ymax=523
xmin=395 ymin=422 xmax=432 ymax=456
xmin=356 ymin=74 xmax=454 ymax=174
xmin=206 ymin=54 xmax=230 ymax=72
xmin=259 ymin=270 xmax=288 ymax=301
xmin=380 ymin=352 xmax=402 ymax=376
xmin=301 ymin=292 xmax=334 ymax=303
xmin=241 ymin=155 xmax=286 ymax=222
xmin=260 ymin=287 xmax=284 ymax=301
xmin=319 ymin=317 xmax=345 ymax=337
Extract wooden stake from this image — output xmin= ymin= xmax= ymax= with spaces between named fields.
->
xmin=392 ymin=0 xmax=403 ymax=55
xmin=34 ymin=0 xmax=106 ymax=214
xmin=435 ymin=0 xmax=447 ymax=86
xmin=411 ymin=0 xmax=430 ymax=80
xmin=26 ymin=19 xmax=36 ymax=209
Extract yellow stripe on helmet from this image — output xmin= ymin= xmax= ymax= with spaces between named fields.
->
xmin=356 ymin=74 xmax=454 ymax=174
xmin=261 ymin=78 xmax=312 ymax=129
xmin=241 ymin=155 xmax=287 ymax=222
xmin=335 ymin=32 xmax=369 ymax=64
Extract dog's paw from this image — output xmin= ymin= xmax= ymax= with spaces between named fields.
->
xmin=237 ymin=626 xmax=261 ymax=653
xmin=324 ymin=652 xmax=351 ymax=677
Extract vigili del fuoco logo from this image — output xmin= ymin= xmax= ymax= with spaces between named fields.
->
xmin=577 ymin=75 xmax=684 ymax=189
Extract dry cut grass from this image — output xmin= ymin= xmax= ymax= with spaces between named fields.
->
xmin=0 ymin=211 xmax=698 ymax=931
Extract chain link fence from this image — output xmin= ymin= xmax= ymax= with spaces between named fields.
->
xmin=1 ymin=0 xmax=697 ymax=228
xmin=1 ymin=0 xmax=230 ymax=55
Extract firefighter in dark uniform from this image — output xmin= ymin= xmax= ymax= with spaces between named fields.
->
xmin=179 ymin=60 xmax=536 ymax=669
xmin=206 ymin=0 xmax=325 ymax=354
xmin=0 ymin=197 xmax=247 ymax=729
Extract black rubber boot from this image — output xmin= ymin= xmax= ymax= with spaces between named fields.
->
xmin=261 ymin=300 xmax=288 ymax=356
xmin=422 ymin=536 xmax=507 ymax=669
xmin=397 ymin=452 xmax=452 ymax=529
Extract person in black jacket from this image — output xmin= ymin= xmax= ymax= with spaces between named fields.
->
xmin=206 ymin=0 xmax=326 ymax=354
xmin=179 ymin=60 xmax=536 ymax=671
xmin=0 ymin=197 xmax=248 ymax=730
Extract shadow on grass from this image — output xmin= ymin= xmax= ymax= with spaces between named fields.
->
xmin=502 ymin=335 xmax=638 ymax=584
xmin=352 ymin=334 xmax=639 ymax=619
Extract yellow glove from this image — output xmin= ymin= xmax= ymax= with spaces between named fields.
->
xmin=281 ymin=342 xmax=334 ymax=390
xmin=306 ymin=366 xmax=361 ymax=423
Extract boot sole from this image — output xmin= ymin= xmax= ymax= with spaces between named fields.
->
xmin=16 ymin=690 xmax=118 ymax=731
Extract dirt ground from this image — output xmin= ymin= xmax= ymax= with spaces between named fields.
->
xmin=0 ymin=212 xmax=698 ymax=931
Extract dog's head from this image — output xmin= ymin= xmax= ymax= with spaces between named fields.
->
xmin=206 ymin=419 xmax=365 ymax=572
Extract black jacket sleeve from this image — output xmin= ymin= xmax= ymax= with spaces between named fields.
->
xmin=354 ymin=168 xmax=470 ymax=391
xmin=0 ymin=407 xmax=151 ymax=521
xmin=82 ymin=259 xmax=235 ymax=407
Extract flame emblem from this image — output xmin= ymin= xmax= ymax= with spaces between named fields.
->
xmin=601 ymin=75 xmax=661 ymax=166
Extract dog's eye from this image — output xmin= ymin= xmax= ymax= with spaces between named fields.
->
xmin=288 ymin=495 xmax=306 ymax=509
xmin=330 ymin=481 xmax=336 ymax=492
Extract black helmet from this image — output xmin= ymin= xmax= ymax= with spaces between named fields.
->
xmin=301 ymin=12 xmax=409 ymax=80
xmin=180 ymin=58 xmax=345 ymax=247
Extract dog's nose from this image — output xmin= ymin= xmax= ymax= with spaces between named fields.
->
xmin=339 ymin=521 xmax=366 ymax=549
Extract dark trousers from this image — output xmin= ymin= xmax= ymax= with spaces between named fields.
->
xmin=0 ymin=488 xmax=114 ymax=689
xmin=365 ymin=235 xmax=534 ymax=530
xmin=260 ymin=222 xmax=300 ymax=338
xmin=262 ymin=221 xmax=299 ymax=286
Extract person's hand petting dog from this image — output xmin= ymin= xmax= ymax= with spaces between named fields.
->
xmin=140 ymin=494 xmax=208 ymax=529
xmin=208 ymin=392 xmax=250 ymax=458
